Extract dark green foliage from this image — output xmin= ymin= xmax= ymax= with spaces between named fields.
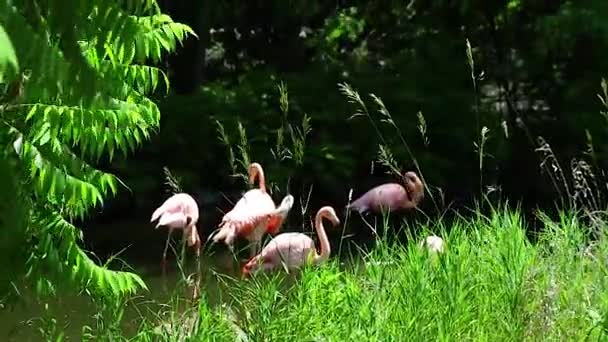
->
xmin=145 ymin=0 xmax=608 ymax=216
xmin=0 ymin=0 xmax=606 ymax=328
xmin=0 ymin=130 xmax=30 ymax=303
xmin=0 ymin=0 xmax=195 ymax=300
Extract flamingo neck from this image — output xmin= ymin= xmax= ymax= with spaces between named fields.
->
xmin=250 ymin=164 xmax=266 ymax=193
xmin=313 ymin=210 xmax=331 ymax=264
xmin=401 ymin=180 xmax=423 ymax=209
xmin=185 ymin=224 xmax=200 ymax=248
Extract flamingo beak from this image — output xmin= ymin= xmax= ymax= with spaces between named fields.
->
xmin=241 ymin=257 xmax=255 ymax=279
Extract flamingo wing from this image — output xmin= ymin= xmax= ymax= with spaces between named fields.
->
xmin=214 ymin=189 xmax=276 ymax=243
xmin=251 ymin=233 xmax=314 ymax=271
xmin=151 ymin=200 xmax=175 ymax=223
xmin=349 ymin=183 xmax=406 ymax=213
xmin=242 ymin=217 xmax=315 ymax=276
xmin=151 ymin=194 xmax=185 ymax=226
xmin=266 ymin=216 xmax=284 ymax=235
xmin=151 ymin=193 xmax=200 ymax=229
xmin=374 ymin=183 xmax=408 ymax=211
xmin=265 ymin=194 xmax=294 ymax=235
xmin=269 ymin=233 xmax=315 ymax=266
xmin=156 ymin=212 xmax=188 ymax=228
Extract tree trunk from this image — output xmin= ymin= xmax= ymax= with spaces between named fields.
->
xmin=159 ymin=0 xmax=210 ymax=94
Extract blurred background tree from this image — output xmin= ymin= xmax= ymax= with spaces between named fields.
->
xmin=84 ymin=0 xmax=608 ymax=260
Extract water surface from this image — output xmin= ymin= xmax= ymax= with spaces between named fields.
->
xmin=0 ymin=217 xmax=370 ymax=340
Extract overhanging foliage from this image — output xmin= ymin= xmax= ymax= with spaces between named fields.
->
xmin=0 ymin=0 xmax=196 ymax=300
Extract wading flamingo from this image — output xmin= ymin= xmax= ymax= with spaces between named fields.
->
xmin=150 ymin=193 xmax=201 ymax=274
xmin=242 ymin=206 xmax=340 ymax=277
xmin=347 ymin=171 xmax=424 ymax=215
xmin=212 ymin=162 xmax=294 ymax=257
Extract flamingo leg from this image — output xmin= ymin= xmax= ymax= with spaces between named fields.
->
xmin=249 ymin=240 xmax=261 ymax=258
xmin=161 ymin=228 xmax=173 ymax=276
xmin=192 ymin=240 xmax=201 ymax=302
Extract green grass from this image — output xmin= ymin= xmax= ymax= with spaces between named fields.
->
xmin=30 ymin=206 xmax=607 ymax=341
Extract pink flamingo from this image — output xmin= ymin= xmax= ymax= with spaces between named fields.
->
xmin=242 ymin=206 xmax=340 ymax=277
xmin=347 ymin=171 xmax=424 ymax=214
xmin=212 ymin=162 xmax=294 ymax=257
xmin=150 ymin=193 xmax=201 ymax=274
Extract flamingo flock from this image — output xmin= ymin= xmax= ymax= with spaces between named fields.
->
xmin=150 ymin=162 xmax=443 ymax=284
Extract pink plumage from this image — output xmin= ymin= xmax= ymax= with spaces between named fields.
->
xmin=242 ymin=206 xmax=340 ymax=277
xmin=212 ymin=162 xmax=294 ymax=257
xmin=347 ymin=171 xmax=424 ymax=214
xmin=150 ymin=192 xmax=201 ymax=273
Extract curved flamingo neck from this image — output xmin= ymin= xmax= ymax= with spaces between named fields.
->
xmin=249 ymin=163 xmax=266 ymax=193
xmin=401 ymin=175 xmax=424 ymax=209
xmin=313 ymin=208 xmax=332 ymax=264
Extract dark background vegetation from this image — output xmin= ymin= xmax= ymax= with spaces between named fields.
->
xmin=84 ymin=1 xmax=608 ymax=259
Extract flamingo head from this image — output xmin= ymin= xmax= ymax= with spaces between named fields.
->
xmin=319 ymin=206 xmax=340 ymax=227
xmin=241 ymin=254 xmax=273 ymax=278
xmin=402 ymin=171 xmax=424 ymax=207
xmin=241 ymin=257 xmax=259 ymax=279
xmin=278 ymin=195 xmax=294 ymax=213
xmin=248 ymin=162 xmax=263 ymax=185
xmin=241 ymin=265 xmax=252 ymax=279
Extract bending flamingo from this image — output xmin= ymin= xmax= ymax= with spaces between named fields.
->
xmin=242 ymin=206 xmax=340 ymax=277
xmin=347 ymin=171 xmax=424 ymax=214
xmin=212 ymin=162 xmax=294 ymax=256
xmin=150 ymin=193 xmax=201 ymax=274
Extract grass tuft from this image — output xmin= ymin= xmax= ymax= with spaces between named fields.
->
xmin=27 ymin=206 xmax=605 ymax=341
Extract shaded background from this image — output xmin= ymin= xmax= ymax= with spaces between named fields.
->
xmin=82 ymin=1 xmax=608 ymax=263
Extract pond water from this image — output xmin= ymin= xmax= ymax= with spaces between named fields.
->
xmin=0 ymin=218 xmax=369 ymax=341
xmin=0 ymin=216 xmax=251 ymax=341
xmin=0 ymin=249 xmax=244 ymax=341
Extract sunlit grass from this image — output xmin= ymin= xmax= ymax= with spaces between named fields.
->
xmin=11 ymin=75 xmax=608 ymax=340
xmin=48 ymin=206 xmax=607 ymax=341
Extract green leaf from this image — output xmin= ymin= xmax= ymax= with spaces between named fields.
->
xmin=0 ymin=0 xmax=191 ymax=303
xmin=0 ymin=23 xmax=18 ymax=79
